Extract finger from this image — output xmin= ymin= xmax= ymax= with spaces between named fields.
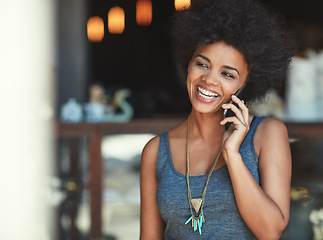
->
xmin=222 ymin=103 xmax=244 ymax=123
xmin=232 ymin=95 xmax=248 ymax=110
xmin=220 ymin=116 xmax=243 ymax=128
xmin=232 ymin=95 xmax=249 ymax=121
xmin=221 ymin=116 xmax=250 ymax=133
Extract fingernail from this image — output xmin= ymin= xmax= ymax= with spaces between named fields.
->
xmin=232 ymin=95 xmax=237 ymax=99
xmin=222 ymin=104 xmax=227 ymax=107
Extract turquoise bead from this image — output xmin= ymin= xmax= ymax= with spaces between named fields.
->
xmin=185 ymin=215 xmax=193 ymax=225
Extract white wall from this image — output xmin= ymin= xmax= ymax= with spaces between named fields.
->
xmin=0 ymin=1 xmax=55 ymax=239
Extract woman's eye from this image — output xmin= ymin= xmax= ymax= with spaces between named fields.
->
xmin=222 ymin=72 xmax=234 ymax=79
xmin=196 ymin=62 xmax=208 ymax=69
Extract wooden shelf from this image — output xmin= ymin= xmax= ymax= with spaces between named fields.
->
xmin=55 ymin=118 xmax=185 ymax=137
xmin=56 ymin=118 xmax=323 ymax=138
xmin=285 ymin=121 xmax=323 ymax=138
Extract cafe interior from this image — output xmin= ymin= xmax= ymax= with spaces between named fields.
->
xmin=1 ymin=0 xmax=323 ymax=239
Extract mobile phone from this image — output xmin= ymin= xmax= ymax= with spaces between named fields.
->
xmin=224 ymin=83 xmax=253 ymax=130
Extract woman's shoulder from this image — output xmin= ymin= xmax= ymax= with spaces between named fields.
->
xmin=254 ymin=116 xmax=289 ymax=155
xmin=142 ymin=135 xmax=160 ymax=159
xmin=257 ymin=117 xmax=288 ymax=135
xmin=255 ymin=116 xmax=288 ymax=145
xmin=140 ymin=136 xmax=161 ymax=179
xmin=142 ymin=118 xmax=186 ymax=158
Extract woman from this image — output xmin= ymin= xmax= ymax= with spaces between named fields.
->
xmin=140 ymin=0 xmax=295 ymax=239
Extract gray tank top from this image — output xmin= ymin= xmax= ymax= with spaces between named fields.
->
xmin=156 ymin=116 xmax=266 ymax=240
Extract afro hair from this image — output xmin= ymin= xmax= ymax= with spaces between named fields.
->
xmin=171 ymin=0 xmax=296 ymax=102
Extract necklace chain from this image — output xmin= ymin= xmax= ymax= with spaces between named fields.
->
xmin=185 ymin=115 xmax=222 ymax=235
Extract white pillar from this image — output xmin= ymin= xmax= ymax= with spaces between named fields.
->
xmin=0 ymin=0 xmax=55 ymax=239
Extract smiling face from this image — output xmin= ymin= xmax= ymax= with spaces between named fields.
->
xmin=187 ymin=41 xmax=249 ymax=114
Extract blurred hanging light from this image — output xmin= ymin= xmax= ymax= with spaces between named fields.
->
xmin=108 ymin=6 xmax=125 ymax=34
xmin=174 ymin=0 xmax=191 ymax=10
xmin=136 ymin=0 xmax=152 ymax=26
xmin=87 ymin=16 xmax=104 ymax=42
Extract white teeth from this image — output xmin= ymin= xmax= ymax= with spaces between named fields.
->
xmin=197 ymin=87 xmax=219 ymax=98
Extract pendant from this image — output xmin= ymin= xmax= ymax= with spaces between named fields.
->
xmin=184 ymin=211 xmax=205 ymax=235
xmin=190 ymin=198 xmax=203 ymax=213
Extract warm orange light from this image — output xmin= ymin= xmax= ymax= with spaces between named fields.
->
xmin=108 ymin=6 xmax=125 ymax=34
xmin=136 ymin=0 xmax=152 ymax=26
xmin=87 ymin=16 xmax=104 ymax=42
xmin=174 ymin=0 xmax=191 ymax=11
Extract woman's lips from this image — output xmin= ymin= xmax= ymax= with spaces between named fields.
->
xmin=196 ymin=86 xmax=220 ymax=102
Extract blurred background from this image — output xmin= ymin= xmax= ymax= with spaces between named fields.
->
xmin=1 ymin=0 xmax=323 ymax=239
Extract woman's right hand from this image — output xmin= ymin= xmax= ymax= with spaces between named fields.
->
xmin=220 ymin=95 xmax=250 ymax=157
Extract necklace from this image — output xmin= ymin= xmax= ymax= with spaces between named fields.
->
xmin=184 ymin=116 xmax=222 ymax=235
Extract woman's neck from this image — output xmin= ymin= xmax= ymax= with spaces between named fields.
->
xmin=188 ymin=110 xmax=225 ymax=142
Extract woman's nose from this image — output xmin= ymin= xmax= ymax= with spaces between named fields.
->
xmin=203 ymin=71 xmax=220 ymax=85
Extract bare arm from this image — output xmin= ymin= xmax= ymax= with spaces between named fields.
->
xmin=140 ymin=136 xmax=165 ymax=240
xmin=221 ymin=96 xmax=291 ymax=239
xmin=225 ymin=118 xmax=291 ymax=240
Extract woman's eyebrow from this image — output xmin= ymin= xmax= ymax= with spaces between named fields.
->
xmin=224 ymin=65 xmax=240 ymax=76
xmin=195 ymin=54 xmax=210 ymax=62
